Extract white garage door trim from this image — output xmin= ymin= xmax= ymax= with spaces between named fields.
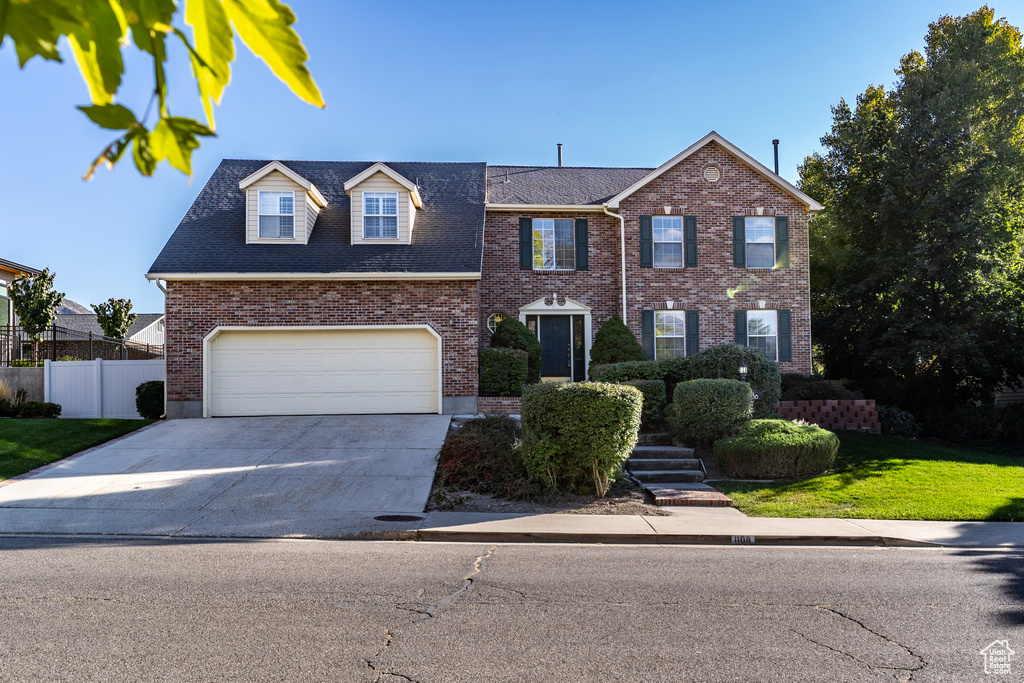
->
xmin=202 ymin=325 xmax=443 ymax=418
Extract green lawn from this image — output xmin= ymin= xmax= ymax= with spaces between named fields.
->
xmin=0 ymin=419 xmax=153 ymax=481
xmin=712 ymin=431 xmax=1024 ymax=521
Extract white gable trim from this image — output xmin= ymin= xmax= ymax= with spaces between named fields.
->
xmin=605 ymin=131 xmax=824 ymax=212
xmin=519 ymin=295 xmax=591 ymax=314
xmin=344 ymin=162 xmax=423 ymax=208
xmin=128 ymin=315 xmax=165 ymax=342
xmin=237 ymin=161 xmax=327 ymax=208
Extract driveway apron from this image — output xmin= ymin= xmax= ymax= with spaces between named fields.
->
xmin=0 ymin=415 xmax=450 ymax=538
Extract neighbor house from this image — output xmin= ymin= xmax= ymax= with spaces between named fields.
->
xmin=147 ymin=132 xmax=820 ymax=418
xmin=54 ymin=313 xmax=166 ymax=347
xmin=0 ymin=257 xmax=41 ymax=366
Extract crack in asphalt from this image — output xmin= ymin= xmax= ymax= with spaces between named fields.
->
xmin=363 ymin=629 xmax=419 ymax=683
xmin=790 ymin=606 xmax=927 ymax=683
xmin=416 ymin=545 xmax=496 ymax=623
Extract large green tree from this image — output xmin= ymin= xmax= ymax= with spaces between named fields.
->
xmin=799 ymin=7 xmax=1024 ymax=411
xmin=0 ymin=0 xmax=323 ymax=179
xmin=10 ymin=268 xmax=66 ymax=363
xmin=92 ymin=297 xmax=136 ymax=340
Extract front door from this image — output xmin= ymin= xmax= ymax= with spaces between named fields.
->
xmin=539 ymin=316 xmax=571 ymax=379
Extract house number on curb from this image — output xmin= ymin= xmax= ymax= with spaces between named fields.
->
xmin=731 ymin=536 xmax=755 ymax=544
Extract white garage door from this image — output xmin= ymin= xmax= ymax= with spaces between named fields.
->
xmin=208 ymin=327 xmax=440 ymax=417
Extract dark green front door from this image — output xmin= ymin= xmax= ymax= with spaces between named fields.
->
xmin=540 ymin=316 xmax=571 ymax=378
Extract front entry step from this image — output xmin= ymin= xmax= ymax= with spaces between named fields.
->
xmin=626 ymin=442 xmax=733 ymax=507
xmin=647 ymin=483 xmax=735 ymax=507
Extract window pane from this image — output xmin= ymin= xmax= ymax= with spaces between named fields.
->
xmin=278 ymin=215 xmax=294 ymax=239
xmin=381 ymin=195 xmax=397 ymax=216
xmin=364 ymin=195 xmax=380 ymax=216
xmin=381 ymin=216 xmax=398 ymax=238
xmin=260 ymin=215 xmax=288 ymax=238
xmin=747 ymin=311 xmax=777 ymax=336
xmin=653 ymin=242 xmax=683 ymax=268
xmin=746 ymin=243 xmax=775 ymax=268
xmin=533 ymin=219 xmax=556 ymax=270
xmin=278 ymin=195 xmax=293 ymax=215
xmin=652 ymin=216 xmax=682 ymax=242
xmin=656 ymin=337 xmax=686 ymax=360
xmin=364 ymin=215 xmax=381 ymax=238
xmin=749 ymin=335 xmax=778 ymax=361
xmin=745 ymin=216 xmax=774 ymax=241
xmin=259 ymin=191 xmax=291 ymax=215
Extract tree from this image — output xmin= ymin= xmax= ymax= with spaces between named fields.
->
xmin=92 ymin=298 xmax=137 ymax=340
xmin=490 ymin=318 xmax=542 ymax=384
xmin=0 ymin=0 xmax=324 ymax=179
xmin=588 ymin=315 xmax=646 ymax=374
xmin=799 ymin=7 xmax=1024 ymax=411
xmin=9 ymin=268 xmax=65 ymax=363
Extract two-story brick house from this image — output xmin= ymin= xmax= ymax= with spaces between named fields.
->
xmin=148 ymin=132 xmax=820 ymax=418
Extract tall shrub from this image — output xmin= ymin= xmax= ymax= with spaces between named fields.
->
xmin=520 ymin=382 xmax=642 ymax=497
xmin=688 ymin=343 xmax=781 ymax=413
xmin=93 ymin=298 xmax=137 ymax=340
xmin=479 ymin=347 xmax=528 ymax=397
xmin=667 ymin=378 xmax=753 ymax=445
xmin=588 ymin=315 xmax=646 ymax=374
xmin=491 ymin=318 xmax=542 ymax=383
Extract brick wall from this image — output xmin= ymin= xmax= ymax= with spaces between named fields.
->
xmin=481 ymin=140 xmax=812 ymax=374
xmin=164 ymin=279 xmax=479 ymax=402
xmin=779 ymin=400 xmax=881 ymax=434
xmin=476 ymin=396 xmax=521 ymax=415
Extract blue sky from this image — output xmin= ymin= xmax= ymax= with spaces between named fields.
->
xmin=2 ymin=1 xmax=1021 ymax=312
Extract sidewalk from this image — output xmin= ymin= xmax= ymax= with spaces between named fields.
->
xmin=416 ymin=508 xmax=1024 ymax=547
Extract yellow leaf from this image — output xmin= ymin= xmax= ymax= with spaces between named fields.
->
xmin=184 ymin=0 xmax=234 ymax=127
xmin=151 ymin=119 xmax=190 ymax=174
xmin=223 ymin=0 xmax=324 ymax=108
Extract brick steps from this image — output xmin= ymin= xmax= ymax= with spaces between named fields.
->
xmin=627 ymin=439 xmax=732 ymax=507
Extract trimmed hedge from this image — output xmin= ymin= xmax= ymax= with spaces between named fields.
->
xmin=491 ymin=317 xmax=542 ymax=383
xmin=588 ymin=315 xmax=646 ymax=373
xmin=479 ymin=347 xmax=528 ymax=397
xmin=667 ymin=379 xmax=752 ymax=445
xmin=714 ymin=419 xmax=840 ymax=478
xmin=621 ymin=379 xmax=667 ymax=426
xmin=16 ymin=401 xmax=62 ymax=419
xmin=687 ymin=343 xmax=781 ymax=413
xmin=781 ymin=373 xmax=862 ymax=401
xmin=136 ymin=380 xmax=164 ymax=420
xmin=591 ymin=360 xmax=665 ymax=383
xmin=521 ymin=382 xmax=642 ymax=497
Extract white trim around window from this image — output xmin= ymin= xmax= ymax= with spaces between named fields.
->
xmin=653 ymin=216 xmax=684 ymax=268
xmin=747 ymin=310 xmax=778 ymax=361
xmin=532 ymin=218 xmax=575 ymax=270
xmin=745 ymin=216 xmax=776 ymax=268
xmin=258 ymin=191 xmax=295 ymax=239
xmin=364 ymin=191 xmax=399 ymax=239
xmin=654 ymin=310 xmax=686 ymax=359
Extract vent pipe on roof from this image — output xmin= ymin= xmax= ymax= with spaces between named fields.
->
xmin=557 ymin=143 xmax=563 ymax=167
xmin=772 ymin=139 xmax=780 ymax=175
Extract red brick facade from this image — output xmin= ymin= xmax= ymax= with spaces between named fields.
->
xmin=481 ymin=141 xmax=812 ymax=374
xmin=164 ymin=280 xmax=479 ymax=403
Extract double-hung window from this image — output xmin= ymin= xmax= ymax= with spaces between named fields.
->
xmin=533 ymin=218 xmax=575 ymax=270
xmin=258 ymin=191 xmax=295 ymax=239
xmin=654 ymin=310 xmax=686 ymax=359
xmin=653 ymin=216 xmax=683 ymax=268
xmin=364 ymin=192 xmax=399 ymax=239
xmin=747 ymin=310 xmax=778 ymax=361
xmin=745 ymin=216 xmax=775 ymax=268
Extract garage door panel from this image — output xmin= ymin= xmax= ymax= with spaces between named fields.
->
xmin=209 ymin=328 xmax=439 ymax=416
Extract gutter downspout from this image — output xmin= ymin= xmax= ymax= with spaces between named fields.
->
xmin=602 ymin=205 xmax=628 ymax=326
xmin=151 ymin=277 xmax=168 ymax=419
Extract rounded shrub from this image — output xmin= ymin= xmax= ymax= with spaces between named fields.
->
xmin=491 ymin=317 xmax=542 ymax=384
xmin=16 ymin=401 xmax=62 ymax=419
xmin=591 ymin=360 xmax=665 ymax=383
xmin=520 ymin=382 xmax=642 ymax=497
xmin=588 ymin=315 xmax=646 ymax=374
xmin=135 ymin=380 xmax=164 ymax=420
xmin=714 ymin=419 xmax=840 ymax=479
xmin=688 ymin=343 xmax=781 ymax=413
xmin=479 ymin=347 xmax=528 ymax=397
xmin=667 ymin=378 xmax=752 ymax=445
xmin=620 ymin=379 xmax=667 ymax=427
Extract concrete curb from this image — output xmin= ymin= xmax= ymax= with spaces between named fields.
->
xmin=415 ymin=529 xmax=938 ymax=547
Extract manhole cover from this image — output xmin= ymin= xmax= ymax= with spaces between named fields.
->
xmin=373 ymin=515 xmax=424 ymax=522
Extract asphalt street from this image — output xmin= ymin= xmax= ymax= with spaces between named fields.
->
xmin=0 ymin=537 xmax=1021 ymax=681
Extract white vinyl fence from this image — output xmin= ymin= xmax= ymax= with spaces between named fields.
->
xmin=44 ymin=359 xmax=165 ymax=419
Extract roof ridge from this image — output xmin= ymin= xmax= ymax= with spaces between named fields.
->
xmin=486 ymin=165 xmax=656 ymax=170
xmin=220 ymin=159 xmax=486 ymax=165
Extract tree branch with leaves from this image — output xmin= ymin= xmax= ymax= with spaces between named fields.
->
xmin=0 ymin=0 xmax=324 ymax=179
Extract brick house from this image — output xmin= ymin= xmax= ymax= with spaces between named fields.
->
xmin=147 ymin=132 xmax=820 ymax=418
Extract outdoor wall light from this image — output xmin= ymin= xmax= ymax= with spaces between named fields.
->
xmin=738 ymin=363 xmax=748 ymax=381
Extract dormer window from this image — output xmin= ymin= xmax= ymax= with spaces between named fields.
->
xmin=364 ymin=192 xmax=399 ymax=239
xmin=258 ymin=191 xmax=295 ymax=239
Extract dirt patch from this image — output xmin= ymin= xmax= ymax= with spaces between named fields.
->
xmin=428 ymin=478 xmax=669 ymax=516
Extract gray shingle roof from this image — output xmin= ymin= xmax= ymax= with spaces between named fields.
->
xmin=148 ymin=160 xmax=487 ymax=275
xmin=485 ymin=166 xmax=654 ymax=205
xmin=56 ymin=314 xmax=163 ymax=339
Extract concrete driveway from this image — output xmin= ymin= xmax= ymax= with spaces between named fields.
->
xmin=0 ymin=415 xmax=450 ymax=538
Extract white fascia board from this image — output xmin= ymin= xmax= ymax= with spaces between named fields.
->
xmin=344 ymin=162 xmax=423 ymax=208
xmin=129 ymin=315 xmax=165 ymax=341
xmin=485 ymin=204 xmax=607 ymax=212
xmin=146 ymin=272 xmax=481 ymax=281
xmin=605 ymin=131 xmax=824 ymax=212
xmin=237 ymin=160 xmax=327 ymax=208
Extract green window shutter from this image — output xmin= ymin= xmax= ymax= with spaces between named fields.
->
xmin=734 ymin=310 xmax=748 ymax=346
xmin=733 ymin=216 xmax=745 ymax=267
xmin=686 ymin=309 xmax=699 ymax=356
xmin=778 ymin=309 xmax=792 ymax=361
xmin=519 ymin=217 xmax=533 ymax=270
xmin=639 ymin=215 xmax=653 ymax=267
xmin=574 ymin=218 xmax=589 ymax=271
xmin=684 ymin=215 xmax=698 ymax=267
xmin=641 ymin=309 xmax=655 ymax=360
xmin=776 ymin=216 xmax=789 ymax=268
